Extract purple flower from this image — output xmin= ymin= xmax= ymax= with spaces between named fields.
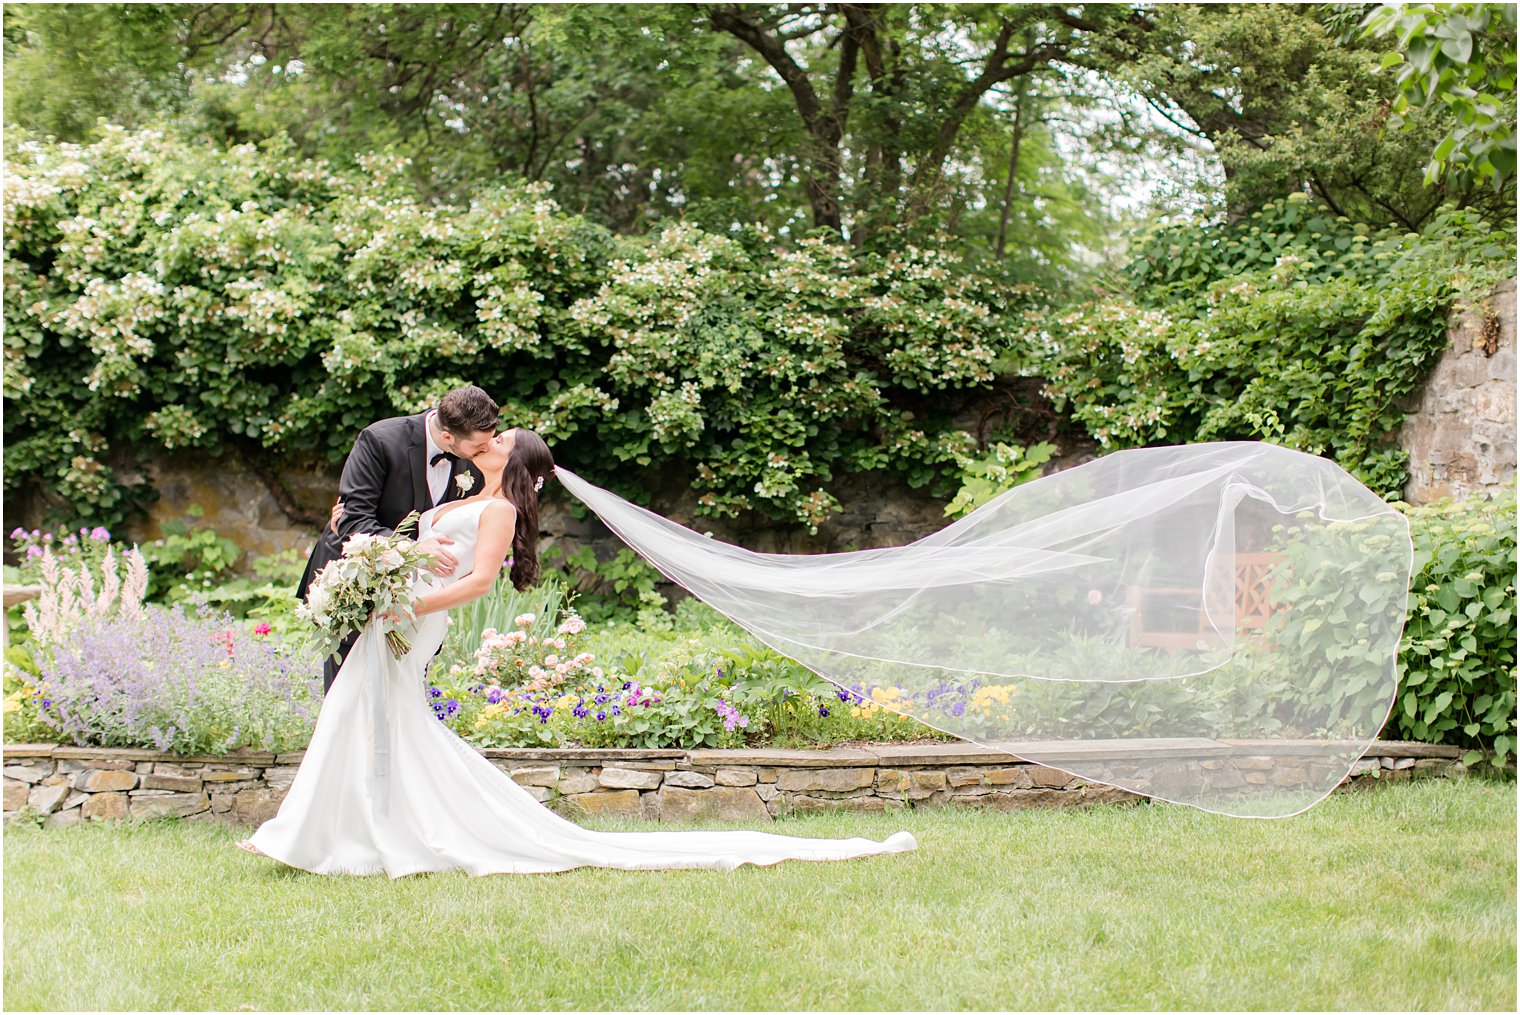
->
xmin=90 ymin=526 xmax=110 ymax=541
xmin=714 ymin=696 xmax=750 ymax=732
xmin=595 ymin=711 xmax=607 ymax=721
xmin=30 ymin=602 xmax=323 ymax=755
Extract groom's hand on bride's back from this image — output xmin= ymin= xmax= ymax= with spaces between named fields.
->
xmin=415 ymin=536 xmax=458 ymax=577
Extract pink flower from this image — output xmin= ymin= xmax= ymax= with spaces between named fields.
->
xmin=253 ymin=622 xmax=272 ymax=636
xmin=1087 ymin=589 xmax=1103 ymax=606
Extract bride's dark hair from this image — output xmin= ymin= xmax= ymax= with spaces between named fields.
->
xmin=498 ymin=428 xmax=554 ymax=591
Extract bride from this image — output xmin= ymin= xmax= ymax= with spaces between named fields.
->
xmin=236 ymin=427 xmax=918 ymax=876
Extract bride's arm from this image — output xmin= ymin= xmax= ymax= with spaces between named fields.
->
xmin=410 ymin=499 xmax=517 ymax=618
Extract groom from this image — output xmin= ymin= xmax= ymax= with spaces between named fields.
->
xmin=297 ymin=384 xmax=500 ymax=693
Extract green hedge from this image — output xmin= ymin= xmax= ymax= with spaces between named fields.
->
xmin=1395 ymin=487 xmax=1517 ymax=767
xmin=1026 ymin=194 xmax=1513 ymax=497
xmin=4 ymin=127 xmax=1030 ymax=531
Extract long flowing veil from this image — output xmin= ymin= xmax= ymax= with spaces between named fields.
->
xmin=552 ymin=442 xmax=1412 ymax=818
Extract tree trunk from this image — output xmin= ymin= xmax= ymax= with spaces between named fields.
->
xmin=994 ymin=88 xmax=1027 ymax=260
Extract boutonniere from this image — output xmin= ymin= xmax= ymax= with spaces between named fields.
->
xmin=455 ymin=473 xmax=475 ymax=495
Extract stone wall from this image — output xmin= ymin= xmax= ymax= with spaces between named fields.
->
xmin=3 ymin=739 xmax=1465 ymax=830
xmin=1398 ymin=278 xmax=1517 ymax=504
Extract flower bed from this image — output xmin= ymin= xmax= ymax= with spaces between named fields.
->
xmin=5 ymin=488 xmax=1514 ymax=770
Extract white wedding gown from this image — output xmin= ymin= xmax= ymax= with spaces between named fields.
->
xmin=242 ymin=498 xmax=918 ymax=877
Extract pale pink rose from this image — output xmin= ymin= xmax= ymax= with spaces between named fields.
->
xmin=1087 ymin=589 xmax=1103 ymax=605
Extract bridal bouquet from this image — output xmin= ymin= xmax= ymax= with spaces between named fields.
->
xmin=296 ymin=511 xmax=433 ymax=661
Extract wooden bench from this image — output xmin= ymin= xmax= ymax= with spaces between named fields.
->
xmin=1127 ymin=552 xmax=1282 ymax=653
xmin=2 ymin=586 xmax=41 ymax=653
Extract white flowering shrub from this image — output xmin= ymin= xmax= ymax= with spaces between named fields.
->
xmin=5 ymin=127 xmax=1031 ymax=531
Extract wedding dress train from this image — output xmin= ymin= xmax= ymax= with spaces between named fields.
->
xmin=240 ymin=498 xmax=918 ymax=877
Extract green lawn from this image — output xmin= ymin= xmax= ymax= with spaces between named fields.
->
xmin=4 ymin=777 xmax=1514 ymax=1011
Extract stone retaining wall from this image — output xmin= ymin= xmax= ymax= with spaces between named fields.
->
xmin=2 ymin=739 xmax=1466 ymax=829
xmin=1398 ymin=277 xmax=1517 ymax=504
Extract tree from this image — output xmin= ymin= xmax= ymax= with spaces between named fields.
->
xmin=1361 ymin=2 xmax=1517 ymax=191
xmin=2 ymin=3 xmax=1120 ymax=275
xmin=704 ymin=3 xmax=1154 ymax=243
xmin=1112 ymin=3 xmax=1514 ymax=228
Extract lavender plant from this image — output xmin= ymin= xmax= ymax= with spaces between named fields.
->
xmin=28 ymin=602 xmax=323 ymax=755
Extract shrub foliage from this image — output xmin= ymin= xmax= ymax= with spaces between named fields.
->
xmin=3 ymin=127 xmax=1026 ymax=531
xmin=1028 ymin=194 xmax=1512 ymax=497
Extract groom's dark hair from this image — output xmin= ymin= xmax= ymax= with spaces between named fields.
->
xmin=437 ymin=385 xmax=500 ymax=436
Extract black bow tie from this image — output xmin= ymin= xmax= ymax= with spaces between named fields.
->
xmin=430 ymin=451 xmax=458 ymax=468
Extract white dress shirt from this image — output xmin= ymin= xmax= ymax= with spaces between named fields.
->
xmin=423 ymin=409 xmax=452 ymax=506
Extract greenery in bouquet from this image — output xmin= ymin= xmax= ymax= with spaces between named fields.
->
xmin=297 ymin=511 xmax=432 ymax=661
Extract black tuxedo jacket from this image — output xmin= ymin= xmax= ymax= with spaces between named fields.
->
xmin=296 ymin=412 xmax=486 ymax=603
